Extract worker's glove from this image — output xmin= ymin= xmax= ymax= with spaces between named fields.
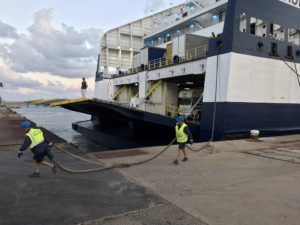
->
xmin=189 ymin=139 xmax=194 ymax=145
xmin=17 ymin=151 xmax=23 ymax=158
xmin=48 ymin=142 xmax=53 ymax=147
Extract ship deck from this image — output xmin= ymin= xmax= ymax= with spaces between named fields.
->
xmin=2 ymin=104 xmax=300 ymax=225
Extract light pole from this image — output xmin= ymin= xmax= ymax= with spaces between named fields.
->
xmin=0 ymin=82 xmax=3 ymax=104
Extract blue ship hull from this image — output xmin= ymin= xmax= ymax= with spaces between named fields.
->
xmin=201 ymin=102 xmax=300 ymax=141
xmin=61 ymin=99 xmax=300 ymax=149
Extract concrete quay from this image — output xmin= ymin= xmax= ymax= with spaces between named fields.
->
xmin=1 ymin=105 xmax=300 ymax=225
xmin=0 ymin=105 xmax=206 ymax=225
xmin=95 ymin=136 xmax=300 ymax=225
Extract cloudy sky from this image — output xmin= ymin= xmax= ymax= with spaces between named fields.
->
xmin=0 ymin=0 xmax=183 ymax=101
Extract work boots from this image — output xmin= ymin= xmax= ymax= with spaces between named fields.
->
xmin=29 ymin=172 xmax=40 ymax=178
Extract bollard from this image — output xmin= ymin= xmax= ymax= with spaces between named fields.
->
xmin=250 ymin=130 xmax=260 ymax=141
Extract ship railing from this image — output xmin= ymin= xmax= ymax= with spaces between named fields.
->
xmin=180 ymin=45 xmax=209 ymax=63
xmin=124 ymin=44 xmax=208 ymax=76
xmin=165 ymin=104 xmax=180 ymax=118
xmin=150 ymin=44 xmax=208 ymax=69
xmin=148 ymin=58 xmax=167 ymax=70
xmin=165 ymin=104 xmax=201 ymax=124
xmin=152 ymin=7 xmax=202 ymax=33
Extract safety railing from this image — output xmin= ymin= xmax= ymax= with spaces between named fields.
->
xmin=165 ymin=104 xmax=180 ymax=118
xmin=152 ymin=8 xmax=202 ymax=34
xmin=165 ymin=104 xmax=202 ymax=124
xmin=123 ymin=44 xmax=208 ymax=76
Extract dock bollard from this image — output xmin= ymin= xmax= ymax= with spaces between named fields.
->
xmin=250 ymin=130 xmax=260 ymax=141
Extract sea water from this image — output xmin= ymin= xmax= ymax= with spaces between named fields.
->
xmin=15 ymin=106 xmax=109 ymax=151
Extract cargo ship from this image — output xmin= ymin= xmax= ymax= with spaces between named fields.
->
xmin=57 ymin=0 xmax=300 ymax=149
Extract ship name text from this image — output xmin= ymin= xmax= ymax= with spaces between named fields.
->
xmin=279 ymin=0 xmax=300 ymax=9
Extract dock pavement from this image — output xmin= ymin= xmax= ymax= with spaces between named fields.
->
xmin=1 ymin=104 xmax=300 ymax=225
xmin=0 ymin=105 xmax=206 ymax=225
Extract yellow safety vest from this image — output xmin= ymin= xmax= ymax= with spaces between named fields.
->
xmin=175 ymin=123 xmax=188 ymax=143
xmin=26 ymin=128 xmax=45 ymax=149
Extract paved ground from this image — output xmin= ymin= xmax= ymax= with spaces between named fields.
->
xmin=0 ymin=146 xmax=164 ymax=225
xmin=96 ymin=136 xmax=300 ymax=225
xmin=0 ymin=105 xmax=207 ymax=225
xmin=2 ymin=105 xmax=300 ymax=225
xmin=79 ymin=204 xmax=207 ymax=225
xmin=0 ymin=144 xmax=207 ymax=225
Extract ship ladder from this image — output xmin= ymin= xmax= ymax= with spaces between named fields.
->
xmin=144 ymin=80 xmax=161 ymax=100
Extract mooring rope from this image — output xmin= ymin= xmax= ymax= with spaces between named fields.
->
xmin=53 ymin=138 xmax=177 ymax=174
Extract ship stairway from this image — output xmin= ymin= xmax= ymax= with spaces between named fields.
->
xmin=186 ymin=92 xmax=204 ymax=123
xmin=189 ymin=92 xmax=204 ymax=115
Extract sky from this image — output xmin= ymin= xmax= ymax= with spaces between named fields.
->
xmin=0 ymin=0 xmax=183 ymax=101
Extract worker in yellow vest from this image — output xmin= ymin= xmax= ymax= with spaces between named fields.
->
xmin=173 ymin=115 xmax=193 ymax=165
xmin=18 ymin=121 xmax=57 ymax=177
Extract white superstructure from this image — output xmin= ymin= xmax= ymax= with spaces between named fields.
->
xmin=95 ymin=0 xmax=227 ymax=121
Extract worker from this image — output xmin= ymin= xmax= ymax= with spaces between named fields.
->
xmin=81 ymin=77 xmax=88 ymax=98
xmin=18 ymin=121 xmax=57 ymax=177
xmin=173 ymin=115 xmax=193 ymax=165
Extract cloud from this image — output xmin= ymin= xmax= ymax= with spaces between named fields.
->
xmin=1 ymin=8 xmax=103 ymax=79
xmin=0 ymin=65 xmax=44 ymax=90
xmin=0 ymin=62 xmax=95 ymax=101
xmin=0 ymin=44 xmax=8 ymax=57
xmin=144 ymin=0 xmax=166 ymax=14
xmin=0 ymin=20 xmax=19 ymax=39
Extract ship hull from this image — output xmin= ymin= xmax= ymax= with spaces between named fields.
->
xmin=62 ymin=99 xmax=201 ymax=149
xmin=62 ymin=99 xmax=300 ymax=149
xmin=200 ymin=102 xmax=300 ymax=141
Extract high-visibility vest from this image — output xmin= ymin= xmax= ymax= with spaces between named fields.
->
xmin=26 ymin=128 xmax=45 ymax=149
xmin=175 ymin=123 xmax=188 ymax=143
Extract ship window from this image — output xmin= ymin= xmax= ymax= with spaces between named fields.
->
xmin=239 ymin=13 xmax=247 ymax=32
xmin=164 ymin=34 xmax=171 ymax=43
xmin=288 ymin=28 xmax=300 ymax=46
xmin=271 ymin=42 xmax=278 ymax=56
xmin=270 ymin=23 xmax=285 ymax=41
xmin=250 ymin=17 xmax=267 ymax=37
xmin=286 ymin=46 xmax=293 ymax=58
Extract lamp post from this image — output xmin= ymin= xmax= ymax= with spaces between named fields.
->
xmin=0 ymin=82 xmax=3 ymax=104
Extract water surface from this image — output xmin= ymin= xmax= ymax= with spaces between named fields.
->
xmin=15 ymin=106 xmax=108 ymax=151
